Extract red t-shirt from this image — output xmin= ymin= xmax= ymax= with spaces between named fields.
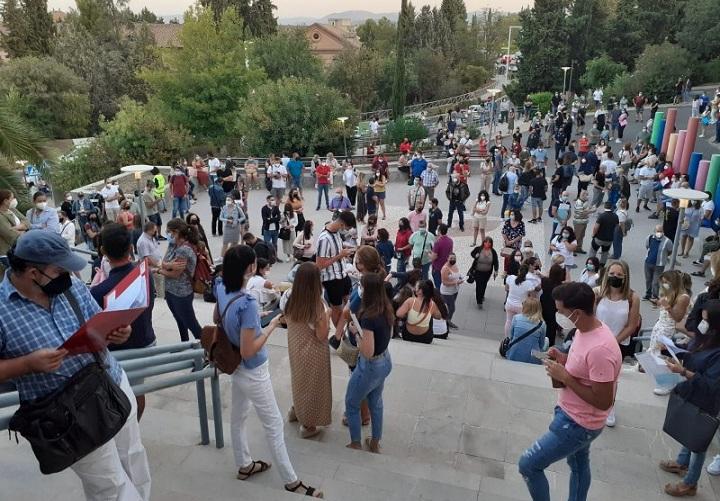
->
xmin=394 ymin=228 xmax=412 ymax=257
xmin=170 ymin=174 xmax=188 ymax=197
xmin=454 ymin=163 xmax=470 ymax=183
xmin=315 ymin=164 xmax=331 ymax=185
xmin=578 ymin=137 xmax=590 ymax=153
xmin=400 ymin=141 xmax=411 ymax=155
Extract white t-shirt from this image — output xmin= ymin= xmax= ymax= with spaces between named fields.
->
xmin=269 ymin=164 xmax=287 ymax=189
xmin=617 ymin=208 xmax=628 ymax=225
xmin=100 ymin=185 xmax=120 ymax=209
xmin=59 ymin=220 xmax=75 ymax=246
xmin=593 ymin=89 xmax=603 ymax=102
xmin=343 ymin=169 xmax=357 ymax=188
xmin=578 ymin=270 xmax=598 ymax=288
xmin=208 ymin=157 xmax=221 ymax=174
xmin=601 ymin=159 xmax=618 ymax=176
xmin=551 ymin=235 xmax=575 ymax=267
xmin=638 ymin=165 xmax=656 ymax=186
xmin=247 ymin=275 xmax=277 ymax=307
xmin=370 ymin=120 xmax=379 ymax=134
xmin=506 ymin=276 xmax=537 ymax=309
xmin=702 ymin=200 xmax=715 ymax=217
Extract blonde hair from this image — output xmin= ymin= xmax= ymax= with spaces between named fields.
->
xmin=551 ymin=254 xmax=565 ymax=266
xmin=598 ymin=260 xmax=632 ymax=300
xmin=659 ymin=269 xmax=686 ymax=305
xmin=522 ymin=297 xmax=543 ymax=322
xmin=711 ymin=251 xmax=720 ymax=279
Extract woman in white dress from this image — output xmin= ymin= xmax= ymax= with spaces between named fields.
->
xmin=471 ymin=190 xmax=490 ymax=247
xmin=549 ymin=226 xmax=578 ymax=279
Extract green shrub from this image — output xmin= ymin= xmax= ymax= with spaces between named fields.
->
xmin=465 ymin=124 xmax=481 ymax=139
xmin=580 ymin=55 xmax=627 ymax=91
xmin=382 ymin=117 xmax=429 ymax=147
xmin=503 ymin=80 xmax=526 ymax=110
xmin=528 ymin=92 xmax=553 ymax=115
xmin=633 ymin=43 xmax=693 ymax=102
xmin=695 ymin=58 xmax=720 ymax=85
xmin=50 ymin=140 xmax=122 ymax=194
xmin=605 ymin=72 xmax=641 ymax=103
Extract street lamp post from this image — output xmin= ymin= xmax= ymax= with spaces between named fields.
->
xmin=120 ymin=164 xmax=154 ymax=224
xmin=663 ymin=188 xmax=709 ymax=270
xmin=561 ymin=66 xmax=571 ymax=97
xmin=487 ymin=88 xmax=501 ymax=137
xmin=337 ymin=116 xmax=349 ymax=159
xmin=505 ymin=25 xmax=521 ymax=83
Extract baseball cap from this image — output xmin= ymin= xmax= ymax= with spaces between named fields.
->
xmin=13 ymin=231 xmax=86 ymax=272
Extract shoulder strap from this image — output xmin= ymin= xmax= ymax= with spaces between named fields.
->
xmin=63 ymin=290 xmax=85 ymax=324
xmin=507 ymin=322 xmax=543 ymax=351
xmin=219 ymin=293 xmax=245 ymax=326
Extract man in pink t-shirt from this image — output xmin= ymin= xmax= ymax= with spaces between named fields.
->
xmin=518 ymin=282 xmax=621 ymax=501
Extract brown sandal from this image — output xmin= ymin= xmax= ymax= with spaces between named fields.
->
xmin=285 ymin=480 xmax=324 ymax=498
xmin=237 ymin=460 xmax=271 ymax=480
xmin=664 ymin=482 xmax=697 ymax=497
xmin=659 ymin=460 xmax=688 ymax=475
xmin=365 ymin=437 xmax=380 ymax=454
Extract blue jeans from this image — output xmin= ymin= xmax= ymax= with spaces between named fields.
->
xmin=677 ymin=446 xmax=706 ymax=486
xmin=432 ymin=268 xmax=441 ymax=289
xmin=420 ymin=262 xmax=431 ymax=281
xmin=492 ymin=170 xmax=502 ymax=194
xmin=397 ymin=255 xmax=408 ymax=273
xmin=316 ymin=184 xmax=330 ymax=209
xmin=500 ymin=194 xmax=510 ymax=217
xmin=165 ymin=291 xmax=202 ymax=342
xmin=263 ymin=229 xmax=278 ymax=251
xmin=519 ymin=406 xmax=603 ymax=501
xmin=447 ymin=201 xmax=465 ymax=230
xmin=345 ymin=351 xmax=392 ymax=443
xmin=612 ymin=226 xmax=623 ymax=259
xmin=172 ymin=196 xmax=187 ymax=219
xmin=290 ymin=175 xmax=302 ymax=192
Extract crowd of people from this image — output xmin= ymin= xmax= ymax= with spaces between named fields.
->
xmin=2 ymin=86 xmax=720 ymax=501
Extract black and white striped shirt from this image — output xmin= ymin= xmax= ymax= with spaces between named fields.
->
xmin=317 ymin=226 xmax=346 ymax=282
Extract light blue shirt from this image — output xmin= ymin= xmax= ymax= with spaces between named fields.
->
xmin=214 ymin=280 xmax=268 ymax=370
xmin=506 ymin=314 xmax=546 ymax=365
xmin=505 ymin=170 xmax=518 ymax=193
xmin=26 ymin=207 xmax=59 ymax=232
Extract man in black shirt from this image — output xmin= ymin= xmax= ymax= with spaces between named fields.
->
xmin=242 ymin=232 xmax=275 ymax=263
xmin=589 ymin=202 xmax=618 ymax=264
xmin=90 ymin=223 xmax=156 ymax=419
xmin=663 ymin=198 xmax=680 ymax=242
xmin=529 ymin=169 xmax=547 ymax=223
xmin=216 ymin=163 xmax=235 ymax=194
xmin=260 ymin=195 xmax=281 ymax=254
xmin=550 ymin=164 xmax=565 ymax=203
xmin=428 ymin=197 xmax=443 ymax=235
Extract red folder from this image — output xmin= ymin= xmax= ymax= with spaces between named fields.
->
xmin=61 ymin=259 xmax=151 ymax=355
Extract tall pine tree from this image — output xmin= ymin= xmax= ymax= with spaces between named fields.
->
xmin=1 ymin=0 xmax=54 ymax=57
xmin=391 ymin=0 xmax=412 ymax=118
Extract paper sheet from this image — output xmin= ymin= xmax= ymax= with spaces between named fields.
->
xmin=635 ymin=352 xmax=683 ymax=387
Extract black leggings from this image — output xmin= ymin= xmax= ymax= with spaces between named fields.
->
xmin=474 ymin=270 xmax=492 ymax=304
xmin=402 ymin=324 xmax=433 ymax=344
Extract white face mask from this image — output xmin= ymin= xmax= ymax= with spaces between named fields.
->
xmin=698 ymin=320 xmax=709 ymax=335
xmin=226 ymin=199 xmax=233 ymax=206
xmin=655 ymin=232 xmax=664 ymax=239
xmin=555 ymin=311 xmax=577 ymax=331
xmin=662 ymin=282 xmax=671 ymax=290
xmin=9 ymin=198 xmax=17 ymax=209
xmin=35 ymin=202 xmax=47 ymax=210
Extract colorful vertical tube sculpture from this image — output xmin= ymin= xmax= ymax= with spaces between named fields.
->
xmin=704 ymin=155 xmax=720 ymax=194
xmin=651 ymin=111 xmax=665 ymax=147
xmin=679 ymin=117 xmax=699 ymax=174
xmin=697 ymin=160 xmax=711 ymax=191
xmin=668 ymin=133 xmax=679 ymax=160
xmin=672 ymin=131 xmax=686 ymax=171
xmin=688 ymin=152 xmax=703 ymax=188
xmin=661 ymin=108 xmax=677 ymax=154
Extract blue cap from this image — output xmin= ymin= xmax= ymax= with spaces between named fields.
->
xmin=13 ymin=231 xmax=86 ymax=272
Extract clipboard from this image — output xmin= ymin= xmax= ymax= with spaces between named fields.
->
xmin=349 ymin=311 xmax=364 ymax=340
xmin=61 ymin=259 xmax=151 ymax=355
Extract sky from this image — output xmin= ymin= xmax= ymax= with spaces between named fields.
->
xmin=46 ymin=0 xmax=531 ymax=19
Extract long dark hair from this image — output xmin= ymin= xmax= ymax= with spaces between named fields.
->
xmin=416 ymin=279 xmax=434 ymax=312
xmin=695 ymin=299 xmax=720 ymax=352
xmin=359 ymin=273 xmax=394 ymax=326
xmin=515 ymin=264 xmax=529 ymax=285
xmin=302 ymin=220 xmax=313 ymax=240
xmin=222 ymin=245 xmax=256 ymax=293
xmin=166 ymin=218 xmax=200 ymax=246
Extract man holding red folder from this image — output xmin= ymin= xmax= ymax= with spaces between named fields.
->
xmin=0 ymin=231 xmax=151 ymax=500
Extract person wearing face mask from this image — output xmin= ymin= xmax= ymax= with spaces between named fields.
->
xmin=550 ymin=227 xmax=578 ymax=277
xmin=0 ymin=231 xmax=150 ymax=500
xmin=446 ymin=173 xmax=469 ymax=231
xmin=60 ymin=193 xmax=75 ymax=221
xmin=471 ymin=190 xmax=490 ymax=247
xmin=593 ymin=260 xmax=641 ymax=427
xmin=577 ymin=257 xmax=601 ymax=287
xmin=220 ymin=195 xmax=246 ymax=257
xmin=25 ymin=191 xmax=59 ymax=233
xmin=499 ymin=165 xmax=519 ymax=218
xmin=469 ymin=237 xmax=499 ymax=308
xmin=504 ymin=263 xmax=540 ymax=337
xmin=519 ymin=282 xmax=621 ymax=501
xmin=407 ymin=177 xmax=427 ymax=211
xmin=72 ymin=191 xmax=97 ymax=245
xmin=589 ymin=202 xmax=619 ymax=266
xmin=261 ymin=195 xmax=281 ymax=254
xmin=643 ymin=224 xmax=673 ymax=301
xmin=100 ymin=178 xmax=121 ymax=222
xmin=169 ymin=165 xmax=190 ymax=219
xmin=0 ymin=189 xmax=28 ymax=257
xmin=58 ymin=210 xmax=76 ymax=247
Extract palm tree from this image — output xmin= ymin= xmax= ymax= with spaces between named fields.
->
xmin=0 ymin=104 xmax=47 ymax=206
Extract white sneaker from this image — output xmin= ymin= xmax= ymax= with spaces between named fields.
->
xmin=615 ymin=139 xmax=622 ymax=143
xmin=707 ymin=455 xmax=720 ymax=475
xmin=654 ymin=387 xmax=673 ymax=396
xmin=605 ymin=408 xmax=616 ymax=427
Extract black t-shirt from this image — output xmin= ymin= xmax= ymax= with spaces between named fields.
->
xmin=90 ymin=263 xmax=156 ymax=350
xmin=429 ymin=207 xmax=443 ymax=234
xmin=529 ymin=177 xmax=547 ymax=200
xmin=217 ymin=167 xmax=234 ymax=193
xmin=366 ymin=186 xmax=377 ymax=213
xmin=664 ymin=208 xmax=679 ymax=238
xmin=595 ymin=210 xmax=619 ymax=241
xmin=551 ymin=167 xmax=564 ymax=188
xmin=359 ymin=314 xmax=391 ymax=356
xmin=519 ymin=170 xmax=533 ymax=187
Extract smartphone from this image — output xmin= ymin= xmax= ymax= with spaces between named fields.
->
xmin=531 ymin=349 xmax=549 ymax=360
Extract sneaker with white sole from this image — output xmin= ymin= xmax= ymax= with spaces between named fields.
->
xmin=605 ymin=408 xmax=616 ymax=427
xmin=707 ymin=455 xmax=720 ymax=475
xmin=654 ymin=387 xmax=673 ymax=396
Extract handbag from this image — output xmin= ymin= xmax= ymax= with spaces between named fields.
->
xmin=499 ymin=322 xmax=543 ymax=358
xmin=663 ymin=388 xmax=720 ymax=453
xmin=279 ymin=227 xmax=291 ymax=241
xmin=500 ymin=246 xmax=515 ymax=258
xmin=293 ymin=245 xmax=305 ymax=260
xmin=336 ymin=332 xmax=359 ymax=368
xmin=201 ymin=293 xmax=245 ymax=375
xmin=8 ymin=291 xmax=131 ymax=474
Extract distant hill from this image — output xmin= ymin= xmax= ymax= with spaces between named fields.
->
xmin=280 ymin=10 xmax=398 ymax=26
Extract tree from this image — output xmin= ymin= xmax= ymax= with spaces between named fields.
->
xmin=0 ymin=0 xmax=54 ymax=58
xmin=383 ymin=117 xmax=428 ymax=145
xmin=0 ymin=57 xmax=91 ymax=138
xmin=245 ymin=0 xmax=277 ymax=38
xmin=414 ymin=6 xmax=434 ymax=49
xmin=234 ymin=77 xmax=357 ymax=156
xmin=677 ymin=0 xmax=720 ymax=62
xmin=127 ymin=7 xmax=161 ymax=23
xmin=565 ymin=0 xmax=610 ymax=88
xmin=356 ymin=17 xmax=396 ymax=53
xmin=141 ymin=6 xmax=266 ymax=142
xmin=632 ymin=42 xmax=693 ymax=101
xmin=101 ymin=98 xmax=191 ymax=165
xmin=250 ymin=29 xmax=322 ymax=80
xmin=327 ymin=48 xmax=383 ymax=111
xmin=392 ymin=0 xmax=412 ymax=118
xmin=579 ymin=55 xmax=626 ymax=91
xmin=0 ymin=105 xmax=47 ymax=206
xmin=516 ymin=0 xmax=570 ymax=95
xmin=53 ymin=0 xmax=158 ymax=129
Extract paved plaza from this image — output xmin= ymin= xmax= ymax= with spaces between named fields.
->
xmin=3 ymin=99 xmax=720 ymax=500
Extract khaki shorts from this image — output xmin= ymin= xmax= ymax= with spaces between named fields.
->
xmin=472 ymin=216 xmax=487 ymax=230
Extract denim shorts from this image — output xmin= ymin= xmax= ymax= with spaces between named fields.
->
xmin=531 ymin=197 xmax=544 ymax=209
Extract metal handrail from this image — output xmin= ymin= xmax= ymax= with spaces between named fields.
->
xmin=0 ymin=342 xmax=224 ymax=448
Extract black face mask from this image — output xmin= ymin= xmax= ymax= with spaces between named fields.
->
xmin=449 ymin=259 xmax=456 ymax=265
xmin=35 ymin=270 xmax=72 ymax=296
xmin=607 ymin=276 xmax=624 ymax=289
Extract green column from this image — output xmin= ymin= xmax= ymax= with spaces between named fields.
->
xmin=650 ymin=111 xmax=665 ymax=147
xmin=704 ymin=154 xmax=720 ymax=194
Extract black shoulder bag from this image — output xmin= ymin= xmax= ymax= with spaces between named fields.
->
xmin=499 ymin=322 xmax=543 ymax=358
xmin=9 ymin=291 xmax=131 ymax=474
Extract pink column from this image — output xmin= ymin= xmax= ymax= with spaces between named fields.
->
xmin=672 ymin=130 xmax=686 ymax=171
xmin=696 ymin=160 xmax=711 ymax=191
xmin=680 ymin=117 xmax=699 ymax=174
xmin=661 ymin=108 xmax=677 ymax=155
xmin=667 ymin=133 xmax=678 ymax=160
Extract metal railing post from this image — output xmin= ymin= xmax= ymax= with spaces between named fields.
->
xmin=193 ymin=357 xmax=210 ymax=446
xmin=210 ymin=373 xmax=224 ymax=448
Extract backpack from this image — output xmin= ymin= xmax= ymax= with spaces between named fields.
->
xmin=498 ymin=173 xmax=509 ymax=193
xmin=201 ymin=293 xmax=244 ymax=374
xmin=185 ymin=244 xmax=213 ymax=294
xmin=563 ymin=163 xmax=575 ymax=179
